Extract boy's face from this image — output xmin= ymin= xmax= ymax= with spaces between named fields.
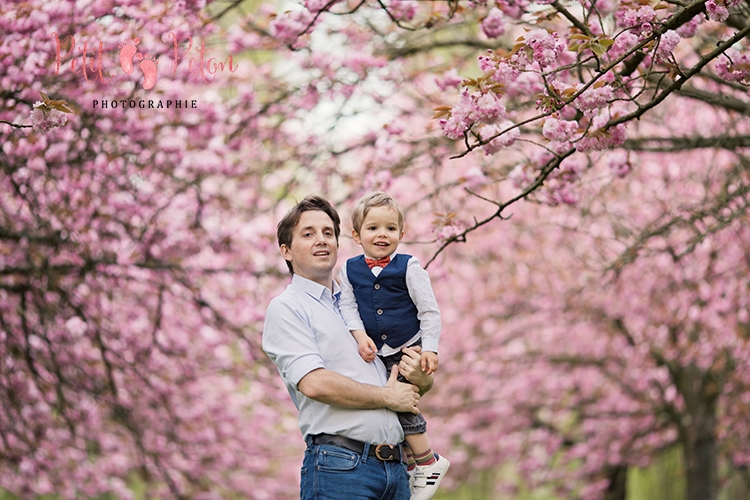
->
xmin=352 ymin=206 xmax=404 ymax=259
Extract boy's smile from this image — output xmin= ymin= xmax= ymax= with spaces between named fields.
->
xmin=352 ymin=206 xmax=404 ymax=259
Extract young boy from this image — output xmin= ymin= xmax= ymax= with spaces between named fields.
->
xmin=338 ymin=192 xmax=449 ymax=500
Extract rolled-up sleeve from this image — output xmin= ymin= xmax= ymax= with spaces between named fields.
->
xmin=263 ymin=297 xmax=326 ymax=390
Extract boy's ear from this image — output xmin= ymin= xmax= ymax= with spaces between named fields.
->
xmin=351 ymin=229 xmax=362 ymax=245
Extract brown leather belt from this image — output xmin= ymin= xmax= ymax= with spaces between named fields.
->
xmin=310 ymin=433 xmax=403 ymax=462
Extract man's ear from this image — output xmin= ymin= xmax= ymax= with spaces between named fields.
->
xmin=280 ymin=244 xmax=292 ymax=261
xmin=352 ymin=229 xmax=362 ymax=245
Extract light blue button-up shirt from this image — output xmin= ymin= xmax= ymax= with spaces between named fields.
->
xmin=263 ymin=274 xmax=404 ymax=444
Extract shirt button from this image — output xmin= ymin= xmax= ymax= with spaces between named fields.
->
xmin=377 ymin=309 xmax=383 ymax=315
xmin=381 ymin=334 xmax=387 ymax=340
xmin=374 ymin=284 xmax=380 ymax=290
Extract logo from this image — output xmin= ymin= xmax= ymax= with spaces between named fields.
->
xmin=117 ymin=38 xmax=158 ymax=90
xmin=52 ymin=32 xmax=239 ymax=90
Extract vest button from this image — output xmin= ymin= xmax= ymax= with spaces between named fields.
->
xmin=381 ymin=334 xmax=387 ymax=340
xmin=374 ymin=284 xmax=380 ymax=290
xmin=376 ymin=309 xmax=383 ymax=315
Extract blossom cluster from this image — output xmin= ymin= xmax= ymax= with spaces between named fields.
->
xmin=481 ymin=8 xmax=506 ymax=38
xmin=715 ymin=49 xmax=750 ymax=83
xmin=270 ymin=8 xmax=315 ymax=47
xmin=29 ymin=105 xmax=68 ymax=132
xmin=517 ymin=29 xmax=565 ymax=68
xmin=439 ymin=87 xmax=506 ymax=140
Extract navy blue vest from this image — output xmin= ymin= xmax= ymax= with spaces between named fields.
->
xmin=347 ymin=254 xmax=421 ymax=349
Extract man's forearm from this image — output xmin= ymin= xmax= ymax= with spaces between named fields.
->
xmin=298 ymin=367 xmax=418 ymax=413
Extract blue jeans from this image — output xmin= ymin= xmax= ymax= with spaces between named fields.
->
xmin=301 ymin=438 xmax=410 ymax=500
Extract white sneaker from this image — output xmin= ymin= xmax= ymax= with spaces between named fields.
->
xmin=410 ymin=456 xmax=450 ymax=500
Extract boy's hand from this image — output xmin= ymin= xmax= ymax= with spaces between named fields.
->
xmin=351 ymin=329 xmax=377 ymax=362
xmin=421 ymin=351 xmax=439 ymax=375
xmin=358 ymin=337 xmax=377 ymax=362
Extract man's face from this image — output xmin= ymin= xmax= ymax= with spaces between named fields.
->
xmin=280 ymin=210 xmax=338 ymax=287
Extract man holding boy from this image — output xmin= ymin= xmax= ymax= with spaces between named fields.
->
xmin=263 ymin=195 xmax=434 ymax=500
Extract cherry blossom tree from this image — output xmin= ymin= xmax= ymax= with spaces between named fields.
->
xmin=3 ymin=0 xmax=750 ymax=499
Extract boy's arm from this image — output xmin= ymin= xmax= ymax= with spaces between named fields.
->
xmin=405 ymin=257 xmax=441 ymax=354
xmin=338 ymin=263 xmax=366 ymax=332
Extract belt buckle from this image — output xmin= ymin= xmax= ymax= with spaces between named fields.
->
xmin=375 ymin=443 xmax=396 ymax=461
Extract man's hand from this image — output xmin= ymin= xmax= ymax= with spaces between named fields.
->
xmin=352 ymin=329 xmax=377 ymax=362
xmin=421 ymin=351 xmax=439 ymax=375
xmin=385 ymin=365 xmax=420 ymax=414
xmin=398 ymin=347 xmax=434 ymax=395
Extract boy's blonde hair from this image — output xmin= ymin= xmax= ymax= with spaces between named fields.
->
xmin=351 ymin=192 xmax=405 ymax=234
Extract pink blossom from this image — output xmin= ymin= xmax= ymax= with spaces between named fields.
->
xmin=715 ymin=49 xmax=750 ymax=83
xmin=574 ymin=84 xmax=614 ymax=115
xmin=490 ymin=61 xmax=520 ymax=86
xmin=462 ymin=166 xmax=488 ymax=190
xmin=434 ymin=222 xmax=463 ymax=242
xmin=608 ymin=31 xmax=639 ymax=61
xmin=620 ymin=5 xmax=656 ymax=30
xmin=304 ymin=0 xmax=336 ymax=13
xmin=656 ymin=30 xmax=680 ymax=61
xmin=481 ymin=8 xmax=506 ymax=38
xmin=30 ymin=103 xmax=68 ymax=132
xmin=606 ymin=150 xmax=632 ymax=178
xmin=524 ymin=29 xmax=565 ymax=67
xmin=436 ymin=69 xmax=464 ymax=90
xmin=577 ymin=114 xmax=627 ymax=151
xmin=270 ymin=9 xmax=314 ymax=46
xmin=542 ymin=117 xmax=579 ymax=142
xmin=480 ymin=120 xmax=520 ymax=154
xmin=440 ymin=115 xmax=468 ymax=140
xmin=387 ymin=0 xmax=418 ymax=21
xmin=705 ymin=0 xmax=729 ymax=22
xmin=676 ymin=15 xmax=701 ymax=38
xmin=474 ymin=92 xmax=506 ymax=122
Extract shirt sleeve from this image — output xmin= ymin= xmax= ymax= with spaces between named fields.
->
xmin=338 ymin=263 xmax=366 ymax=331
xmin=262 ymin=296 xmax=326 ymax=392
xmin=405 ymin=257 xmax=442 ymax=353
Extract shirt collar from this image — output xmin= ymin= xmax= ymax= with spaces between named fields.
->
xmin=292 ymin=273 xmax=340 ymax=300
xmin=362 ymin=251 xmax=398 ymax=260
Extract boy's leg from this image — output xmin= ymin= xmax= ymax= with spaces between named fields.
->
xmin=400 ymin=409 xmax=449 ymax=500
xmin=410 ymin=437 xmax=450 ymax=500
xmin=404 ymin=432 xmax=431 ymax=457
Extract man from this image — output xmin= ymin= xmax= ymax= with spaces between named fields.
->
xmin=263 ymin=195 xmax=433 ymax=500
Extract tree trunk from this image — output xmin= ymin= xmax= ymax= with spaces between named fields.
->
xmin=603 ymin=465 xmax=627 ymax=500
xmin=676 ymin=364 xmax=719 ymax=500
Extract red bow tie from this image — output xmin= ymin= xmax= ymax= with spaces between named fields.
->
xmin=365 ymin=256 xmax=390 ymax=269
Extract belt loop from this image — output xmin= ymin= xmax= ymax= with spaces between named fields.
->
xmin=305 ymin=434 xmax=313 ymax=448
xmin=361 ymin=441 xmax=370 ymax=464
